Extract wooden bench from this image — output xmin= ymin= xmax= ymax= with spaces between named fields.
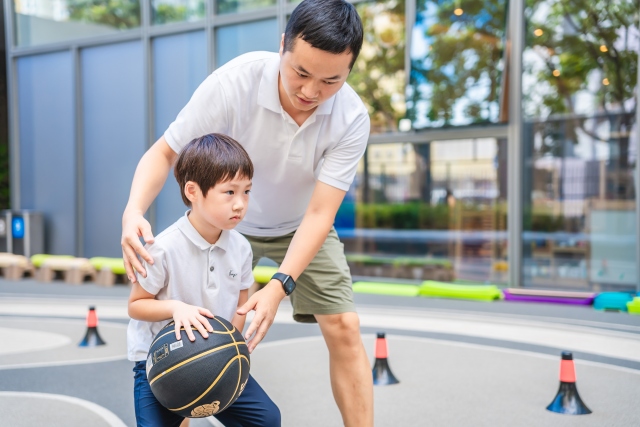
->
xmin=0 ymin=253 xmax=34 ymax=280
xmin=37 ymin=256 xmax=96 ymax=284
xmin=89 ymin=257 xmax=131 ymax=286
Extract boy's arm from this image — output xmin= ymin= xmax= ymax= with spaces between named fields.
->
xmin=238 ymin=181 xmax=346 ymax=351
xmin=128 ymin=245 xmax=215 ymax=342
xmin=121 ymin=136 xmax=177 ymax=282
xmin=231 ymin=290 xmax=248 ymax=334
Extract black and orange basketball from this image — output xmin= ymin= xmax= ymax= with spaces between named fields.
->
xmin=146 ymin=316 xmax=250 ymax=418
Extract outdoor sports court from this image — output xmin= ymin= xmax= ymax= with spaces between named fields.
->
xmin=0 ymin=279 xmax=638 ymax=426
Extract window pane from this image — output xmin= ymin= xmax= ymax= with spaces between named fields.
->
xmin=338 ymin=139 xmax=508 ymax=284
xmin=82 ymin=41 xmax=146 ymax=258
xmin=407 ymin=0 xmax=508 ymax=129
xmin=215 ymin=19 xmax=279 ymax=67
xmin=153 ymin=32 xmax=207 ymax=231
xmin=216 ymin=0 xmax=276 ymax=15
xmin=14 ymin=0 xmax=140 ymax=47
xmin=348 ymin=0 xmax=406 ymax=134
xmin=152 ymin=0 xmax=204 ymax=25
xmin=17 ymin=52 xmax=76 ymax=255
xmin=522 ymin=0 xmax=639 ymax=290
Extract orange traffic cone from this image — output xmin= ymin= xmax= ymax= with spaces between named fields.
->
xmin=546 ymin=352 xmax=591 ymax=415
xmin=79 ymin=306 xmax=106 ymax=347
xmin=372 ymin=332 xmax=399 ymax=385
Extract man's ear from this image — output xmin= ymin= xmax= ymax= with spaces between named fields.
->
xmin=184 ymin=181 xmax=200 ymax=204
xmin=279 ymin=33 xmax=285 ymax=56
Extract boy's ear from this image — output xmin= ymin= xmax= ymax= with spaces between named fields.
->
xmin=184 ymin=181 xmax=200 ymax=203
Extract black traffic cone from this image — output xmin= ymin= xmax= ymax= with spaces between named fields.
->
xmin=79 ymin=306 xmax=106 ymax=347
xmin=546 ymin=352 xmax=591 ymax=415
xmin=372 ymin=332 xmax=399 ymax=385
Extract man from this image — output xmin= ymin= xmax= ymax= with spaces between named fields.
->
xmin=121 ymin=0 xmax=372 ymax=425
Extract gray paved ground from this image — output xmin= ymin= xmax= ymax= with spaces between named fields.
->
xmin=0 ymin=278 xmax=638 ymax=426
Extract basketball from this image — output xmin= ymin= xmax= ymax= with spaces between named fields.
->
xmin=146 ymin=316 xmax=250 ymax=418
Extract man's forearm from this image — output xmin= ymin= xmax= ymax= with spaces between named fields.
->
xmin=124 ymin=137 xmax=176 ymax=217
xmin=279 ymin=209 xmax=335 ymax=280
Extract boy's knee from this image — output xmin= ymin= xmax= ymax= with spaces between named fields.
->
xmin=261 ymin=400 xmax=281 ymax=427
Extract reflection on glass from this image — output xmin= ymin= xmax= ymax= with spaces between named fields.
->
xmin=407 ymin=0 xmax=508 ymax=129
xmin=13 ymin=0 xmax=140 ymax=47
xmin=522 ymin=0 xmax=639 ymax=291
xmin=336 ymin=139 xmax=508 ymax=284
xmin=215 ymin=19 xmax=278 ymax=67
xmin=347 ymin=0 xmax=405 ymax=134
xmin=152 ymin=0 xmax=204 ymax=25
xmin=216 ymin=0 xmax=276 ymax=14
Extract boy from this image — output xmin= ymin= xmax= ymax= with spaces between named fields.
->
xmin=127 ymin=133 xmax=281 ymax=427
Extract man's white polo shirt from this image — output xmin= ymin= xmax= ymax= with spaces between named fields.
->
xmin=164 ymin=51 xmax=370 ymax=237
xmin=127 ymin=212 xmax=254 ymax=362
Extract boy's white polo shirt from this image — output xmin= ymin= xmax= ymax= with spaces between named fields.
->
xmin=127 ymin=212 xmax=254 ymax=362
xmin=164 ymin=51 xmax=370 ymax=237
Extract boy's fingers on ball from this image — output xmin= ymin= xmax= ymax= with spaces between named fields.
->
xmin=199 ymin=316 xmax=213 ymax=332
xmin=194 ymin=321 xmax=209 ymax=339
xmin=185 ymin=322 xmax=196 ymax=342
xmin=174 ymin=321 xmax=182 ymax=340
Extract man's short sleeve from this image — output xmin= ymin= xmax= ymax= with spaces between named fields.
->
xmin=239 ymin=241 xmax=254 ymax=291
xmin=136 ymin=243 xmax=168 ymax=295
xmin=317 ymin=112 xmax=370 ymax=191
xmin=164 ymin=73 xmax=229 ymax=154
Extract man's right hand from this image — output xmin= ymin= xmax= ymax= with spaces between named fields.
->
xmin=121 ymin=210 xmax=155 ymax=283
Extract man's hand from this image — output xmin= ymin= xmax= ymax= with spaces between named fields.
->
xmin=172 ymin=301 xmax=214 ymax=341
xmin=121 ymin=210 xmax=155 ymax=283
xmin=236 ymin=280 xmax=286 ymax=352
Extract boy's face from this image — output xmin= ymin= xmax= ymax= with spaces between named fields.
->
xmin=279 ymin=36 xmax=353 ymax=112
xmin=186 ymin=173 xmax=252 ymax=231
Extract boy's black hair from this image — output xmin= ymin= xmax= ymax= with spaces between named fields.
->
xmin=174 ymin=133 xmax=253 ymax=207
xmin=284 ymin=0 xmax=364 ymax=69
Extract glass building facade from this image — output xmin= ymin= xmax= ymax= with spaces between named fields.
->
xmin=4 ymin=0 xmax=639 ymax=291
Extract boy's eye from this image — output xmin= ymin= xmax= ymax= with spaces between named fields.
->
xmin=244 ymin=190 xmax=251 ymax=195
xmin=226 ymin=190 xmax=234 ymax=195
xmin=324 ymin=81 xmax=336 ymax=85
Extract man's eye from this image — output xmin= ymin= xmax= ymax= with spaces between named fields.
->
xmin=297 ymin=72 xmax=308 ymax=78
xmin=325 ymin=81 xmax=337 ymax=85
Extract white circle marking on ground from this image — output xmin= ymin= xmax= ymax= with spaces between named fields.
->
xmin=0 ymin=327 xmax=71 ymax=356
xmin=0 ymin=392 xmax=127 ymax=427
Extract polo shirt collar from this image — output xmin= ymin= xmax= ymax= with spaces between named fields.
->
xmin=257 ymin=54 xmax=336 ymax=116
xmin=178 ymin=211 xmax=231 ymax=252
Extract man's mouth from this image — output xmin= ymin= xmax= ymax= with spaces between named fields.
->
xmin=297 ymin=96 xmax=315 ymax=105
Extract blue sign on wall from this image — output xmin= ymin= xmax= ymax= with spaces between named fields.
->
xmin=12 ymin=217 xmax=24 ymax=239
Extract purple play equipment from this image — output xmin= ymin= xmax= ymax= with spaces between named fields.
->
xmin=503 ymin=288 xmax=595 ymax=305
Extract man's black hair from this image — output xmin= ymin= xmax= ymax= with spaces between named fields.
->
xmin=284 ymin=0 xmax=364 ymax=69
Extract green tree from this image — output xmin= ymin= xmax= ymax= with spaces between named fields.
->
xmin=408 ymin=0 xmax=507 ymax=127
xmin=67 ymin=0 xmax=141 ymax=28
xmin=348 ymin=0 xmax=406 ymax=133
xmin=524 ymin=0 xmax=638 ymax=186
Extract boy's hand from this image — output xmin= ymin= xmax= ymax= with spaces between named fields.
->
xmin=172 ymin=302 xmax=214 ymax=341
xmin=121 ymin=210 xmax=155 ymax=283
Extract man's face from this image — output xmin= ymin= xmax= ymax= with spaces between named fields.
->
xmin=279 ymin=36 xmax=353 ymax=112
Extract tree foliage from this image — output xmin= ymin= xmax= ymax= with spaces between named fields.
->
xmin=408 ymin=0 xmax=507 ymax=128
xmin=67 ymin=0 xmax=140 ymax=28
xmin=348 ymin=0 xmax=406 ymax=133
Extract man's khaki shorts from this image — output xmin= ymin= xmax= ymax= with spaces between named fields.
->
xmin=242 ymin=228 xmax=355 ymax=323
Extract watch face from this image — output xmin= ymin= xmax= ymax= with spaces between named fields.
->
xmin=283 ymin=277 xmax=295 ymax=294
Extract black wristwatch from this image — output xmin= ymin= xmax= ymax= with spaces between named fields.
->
xmin=272 ymin=272 xmax=296 ymax=295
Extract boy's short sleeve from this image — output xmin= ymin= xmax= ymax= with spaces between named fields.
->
xmin=164 ymin=73 xmax=229 ymax=154
xmin=136 ymin=243 xmax=168 ymax=295
xmin=239 ymin=242 xmax=254 ymax=291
